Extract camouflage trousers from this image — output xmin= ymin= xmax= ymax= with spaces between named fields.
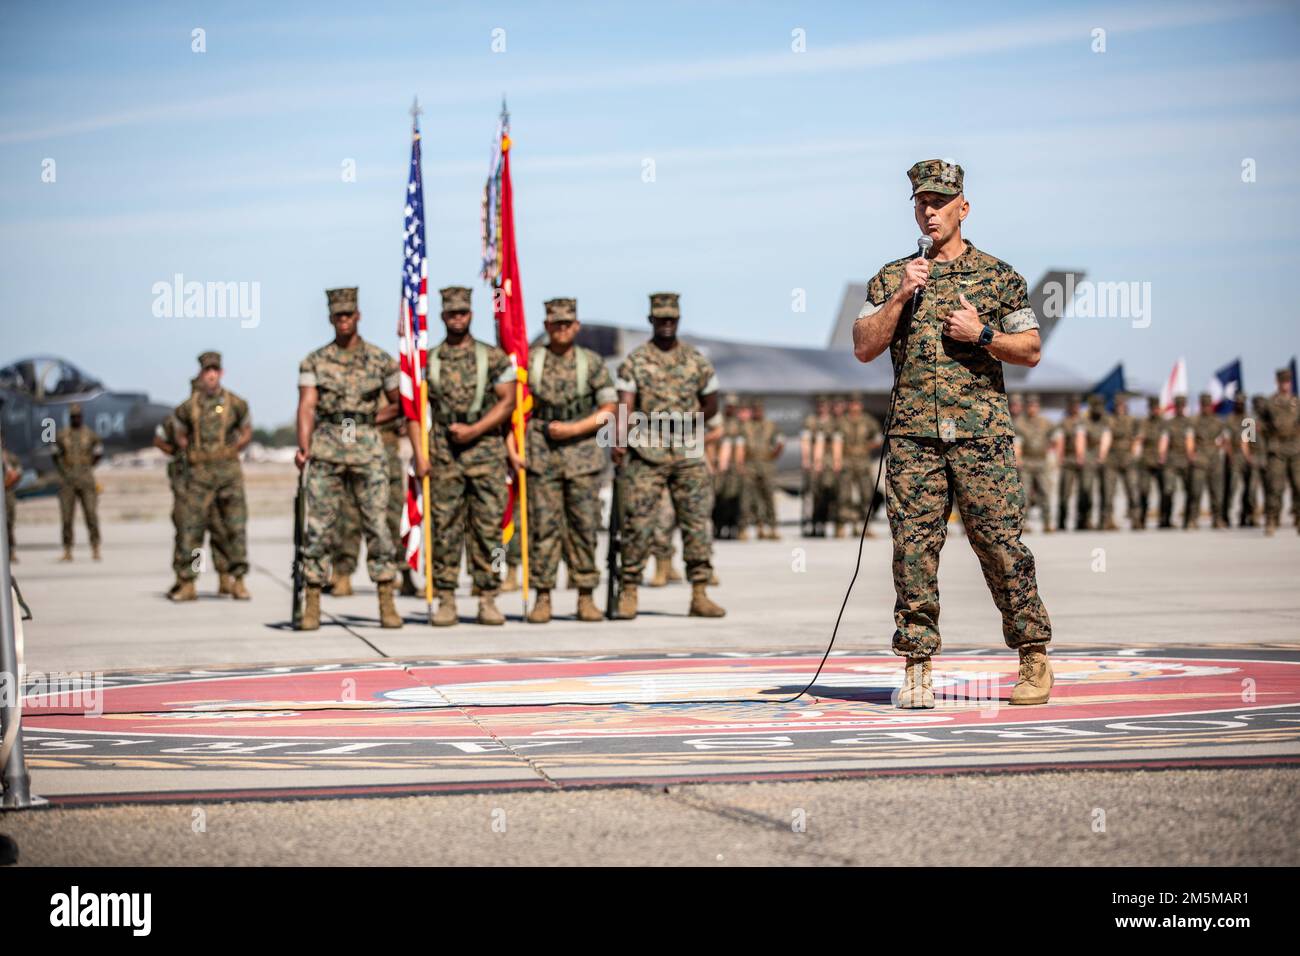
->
xmin=1056 ymin=464 xmax=1081 ymax=530
xmin=177 ymin=465 xmax=247 ymax=580
xmin=836 ymin=460 xmax=876 ymax=525
xmin=1018 ymin=461 xmax=1050 ymax=525
xmin=811 ymin=468 xmax=840 ymax=528
xmin=1226 ymin=460 xmax=1258 ymax=523
xmin=58 ymin=473 xmax=100 ymax=548
xmin=887 ymin=436 xmax=1051 ymax=658
xmin=1265 ymin=450 xmax=1300 ymax=525
xmin=302 ymin=458 xmax=394 ymax=586
xmin=1078 ymin=462 xmax=1104 ymax=528
xmin=1137 ymin=464 xmax=1166 ymax=526
xmin=622 ymin=453 xmax=714 ymax=585
xmin=742 ymin=465 xmax=778 ymax=528
xmin=170 ymin=476 xmax=230 ymax=575
xmin=526 ymin=468 xmax=603 ymax=590
xmin=333 ymin=443 xmax=404 ymax=577
xmin=1102 ymin=462 xmax=1141 ymax=525
xmin=1161 ymin=464 xmax=1194 ymax=526
xmin=429 ymin=460 xmax=506 ymax=592
xmin=651 ymin=487 xmax=676 ymax=559
xmin=1187 ymin=461 xmax=1225 ymax=524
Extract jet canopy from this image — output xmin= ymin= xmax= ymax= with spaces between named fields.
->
xmin=0 ymin=357 xmax=103 ymax=402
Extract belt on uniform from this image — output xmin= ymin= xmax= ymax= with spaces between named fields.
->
xmin=532 ymin=398 xmax=595 ymax=423
xmin=317 ymin=411 xmax=376 ymax=426
xmin=431 ymin=406 xmax=483 ymax=426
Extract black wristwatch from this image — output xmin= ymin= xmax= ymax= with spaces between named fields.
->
xmin=977 ymin=325 xmax=995 ymax=347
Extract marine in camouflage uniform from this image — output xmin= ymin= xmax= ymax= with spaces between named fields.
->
xmin=296 ymin=288 xmax=403 ymax=629
xmin=744 ymin=398 xmax=784 ymax=539
xmin=1076 ymin=393 xmax=1112 ymax=531
xmin=1223 ymin=393 xmax=1254 ymax=526
xmin=1103 ymin=392 xmax=1141 ymax=529
xmin=648 ymin=487 xmax=682 ymax=585
xmin=854 ymin=159 xmax=1052 ymax=708
xmin=804 ymin=397 xmax=840 ymax=536
xmin=1160 ymin=395 xmax=1196 ymax=528
xmin=1013 ymin=393 xmax=1053 ymax=533
xmin=613 ymin=291 xmax=724 ymax=618
xmin=171 ymin=353 xmax=250 ymax=599
xmin=330 ymin=390 xmax=407 ymax=596
xmin=1188 ymin=391 xmax=1228 ymax=530
xmin=1133 ymin=395 xmax=1167 ymax=529
xmin=154 ymin=391 xmax=232 ymax=597
xmin=1053 ymin=395 xmax=1083 ymax=531
xmin=2 ymin=442 xmax=20 ymax=561
xmin=509 ymin=297 xmax=617 ymax=623
xmin=53 ymin=403 xmax=103 ymax=561
xmin=838 ymin=394 xmax=881 ymax=538
xmin=712 ymin=398 xmax=744 ymax=539
xmin=1261 ymin=367 xmax=1300 ymax=536
xmin=413 ymin=285 xmax=517 ymax=626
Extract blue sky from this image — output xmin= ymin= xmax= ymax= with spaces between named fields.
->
xmin=2 ymin=0 xmax=1298 ymax=424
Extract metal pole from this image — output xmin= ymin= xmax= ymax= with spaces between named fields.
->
xmin=0 ymin=422 xmax=44 ymax=809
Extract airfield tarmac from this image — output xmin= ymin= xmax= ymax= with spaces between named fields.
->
xmin=3 ymin=468 xmax=1298 ymax=865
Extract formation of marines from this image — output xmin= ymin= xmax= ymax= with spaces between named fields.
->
xmin=1007 ymin=369 xmax=1300 ymax=535
xmin=793 ymin=393 xmax=882 ymax=538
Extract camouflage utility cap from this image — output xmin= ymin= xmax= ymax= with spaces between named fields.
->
xmin=198 ymin=351 xmax=222 ymax=370
xmin=326 ymin=287 xmax=358 ymax=316
xmin=1278 ymin=367 xmax=1293 ymax=383
xmin=649 ymin=292 xmax=681 ymax=319
xmin=544 ymin=298 xmax=577 ymax=322
xmin=908 ymin=159 xmax=964 ymax=198
xmin=440 ymin=286 xmax=472 ymax=314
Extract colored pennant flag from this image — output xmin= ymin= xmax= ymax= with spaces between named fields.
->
xmin=481 ymin=101 xmax=531 ymax=547
xmin=1159 ymin=357 xmax=1187 ymax=418
xmin=1206 ymin=359 xmax=1242 ymax=414
xmin=1089 ymin=363 xmax=1126 ymax=412
xmin=398 ymin=101 xmax=429 ymax=571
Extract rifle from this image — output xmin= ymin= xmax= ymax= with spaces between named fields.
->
xmin=291 ymin=464 xmax=308 ymax=629
xmin=605 ymin=464 xmax=623 ymax=619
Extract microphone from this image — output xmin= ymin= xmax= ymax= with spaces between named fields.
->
xmin=912 ymin=236 xmax=933 ymax=312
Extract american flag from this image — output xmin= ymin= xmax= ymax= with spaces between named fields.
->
xmin=398 ymin=109 xmax=428 ymax=571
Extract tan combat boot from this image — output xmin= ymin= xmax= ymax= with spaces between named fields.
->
xmin=169 ymin=578 xmax=197 ymax=602
xmin=617 ymin=583 xmax=638 ymax=619
xmin=1010 ymin=644 xmax=1053 ymax=705
xmin=218 ymin=573 xmax=233 ymax=596
xmin=92 ymin=545 xmax=101 ymax=561
xmin=229 ymin=576 xmax=250 ymax=600
xmin=737 ymin=527 xmax=749 ymax=542
xmin=688 ymin=582 xmax=725 ymax=617
xmin=500 ymin=565 xmax=520 ymax=593
xmin=649 ymin=557 xmax=669 ymax=587
xmin=60 ymin=547 xmax=72 ymax=562
xmin=331 ymin=572 xmax=353 ymax=597
xmin=666 ymin=562 xmax=684 ymax=583
xmin=1103 ymin=515 xmax=1119 ymax=531
xmin=432 ymin=590 xmax=458 ymax=627
xmin=167 ymin=575 xmax=184 ymax=598
xmin=299 ymin=585 xmax=321 ymax=630
xmin=834 ymin=523 xmax=846 ymax=538
xmin=477 ymin=589 xmax=505 ymax=625
xmin=526 ymin=590 xmax=552 ymax=624
xmin=576 ymin=588 xmax=603 ymax=622
xmin=377 ymin=581 xmax=403 ymax=628
xmin=1264 ymin=520 xmax=1277 ymax=537
xmin=894 ymin=657 xmax=934 ymax=709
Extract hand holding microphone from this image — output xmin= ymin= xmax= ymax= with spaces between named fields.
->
xmin=899 ymin=236 xmax=933 ymax=308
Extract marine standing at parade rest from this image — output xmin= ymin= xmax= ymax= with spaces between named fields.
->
xmin=744 ymin=398 xmax=785 ymax=540
xmin=1053 ymin=395 xmax=1083 ymax=531
xmin=1188 ymin=391 xmax=1229 ymax=530
xmin=1133 ymin=395 xmax=1167 ymax=529
xmin=1159 ymin=394 xmax=1196 ymax=528
xmin=612 ymin=292 xmax=725 ymax=619
xmin=1103 ymin=392 xmax=1141 ymax=530
xmin=1012 ymin=393 xmax=1053 ymax=533
xmin=154 ymin=379 xmax=233 ymax=598
xmin=1077 ymin=393 xmax=1112 ymax=531
xmin=410 ymin=285 xmax=517 ymax=626
xmin=53 ymin=402 xmax=103 ymax=562
xmin=171 ymin=352 xmax=251 ymax=600
xmin=295 ymin=289 xmax=403 ymax=629
xmin=838 ymin=394 xmax=881 ymax=538
xmin=1224 ymin=393 xmax=1253 ymax=526
xmin=1260 ymin=367 xmax=1300 ymax=536
xmin=506 ymin=297 xmax=617 ymax=624
xmin=852 ymin=159 xmax=1053 ymax=709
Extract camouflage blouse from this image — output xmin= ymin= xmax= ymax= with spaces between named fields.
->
xmin=298 ymin=338 xmax=398 ymax=466
xmin=863 ymin=241 xmax=1038 ymax=441
xmin=525 ymin=345 xmax=616 ymax=479
xmin=616 ymin=340 xmax=719 ymax=464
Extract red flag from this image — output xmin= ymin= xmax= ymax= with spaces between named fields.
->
xmin=494 ymin=132 xmax=530 ymax=539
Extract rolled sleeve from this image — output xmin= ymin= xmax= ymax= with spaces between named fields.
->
xmin=700 ymin=372 xmax=720 ymax=397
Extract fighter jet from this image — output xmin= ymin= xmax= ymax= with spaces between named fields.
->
xmin=0 ymin=356 xmax=173 ymax=478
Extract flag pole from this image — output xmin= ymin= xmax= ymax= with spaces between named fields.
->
xmin=420 ymin=377 xmax=433 ymax=623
